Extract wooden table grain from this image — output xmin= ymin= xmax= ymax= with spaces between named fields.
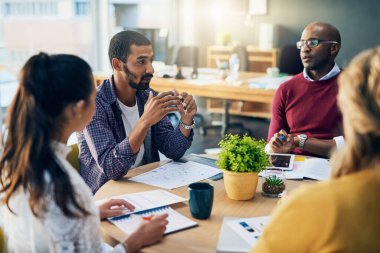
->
xmin=95 ymin=161 xmax=313 ymax=253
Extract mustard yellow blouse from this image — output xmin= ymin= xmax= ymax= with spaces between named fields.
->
xmin=250 ymin=169 xmax=380 ymax=253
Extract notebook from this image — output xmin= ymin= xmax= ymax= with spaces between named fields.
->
xmin=97 ymin=189 xmax=187 ymax=216
xmin=108 ymin=206 xmax=198 ymax=235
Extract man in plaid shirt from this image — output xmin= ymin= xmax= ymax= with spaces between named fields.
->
xmin=77 ymin=31 xmax=196 ymax=193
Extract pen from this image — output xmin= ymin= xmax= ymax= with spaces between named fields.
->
xmin=142 ymin=215 xmax=154 ymax=221
xmin=239 ymin=221 xmax=255 ymax=233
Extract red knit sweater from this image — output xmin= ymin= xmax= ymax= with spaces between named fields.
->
xmin=268 ymin=73 xmax=342 ymax=156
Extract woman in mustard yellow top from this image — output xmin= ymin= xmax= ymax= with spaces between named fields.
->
xmin=251 ymin=47 xmax=380 ymax=253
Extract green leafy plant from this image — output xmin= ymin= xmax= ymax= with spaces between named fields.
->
xmin=217 ymin=134 xmax=269 ymax=173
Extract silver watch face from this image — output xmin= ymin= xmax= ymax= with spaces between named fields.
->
xmin=298 ymin=134 xmax=307 ymax=149
xmin=299 ymin=134 xmax=307 ymax=140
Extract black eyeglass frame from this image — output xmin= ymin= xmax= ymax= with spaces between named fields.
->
xmin=296 ymin=39 xmax=340 ymax=49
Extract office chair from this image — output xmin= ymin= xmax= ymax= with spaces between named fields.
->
xmin=202 ymin=45 xmax=248 ymax=136
xmin=165 ymin=45 xmax=178 ymax=66
xmin=0 ymin=226 xmax=4 ymax=253
xmin=165 ymin=46 xmax=205 ymax=132
xmin=67 ymin=144 xmax=81 ymax=172
xmin=175 ymin=46 xmax=199 ymax=79
xmin=278 ymin=45 xmax=303 ymax=75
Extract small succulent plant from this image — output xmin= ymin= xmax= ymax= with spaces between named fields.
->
xmin=264 ymin=175 xmax=284 ymax=186
xmin=262 ymin=174 xmax=285 ymax=197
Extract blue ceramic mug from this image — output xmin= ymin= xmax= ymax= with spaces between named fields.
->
xmin=188 ymin=182 xmax=214 ymax=219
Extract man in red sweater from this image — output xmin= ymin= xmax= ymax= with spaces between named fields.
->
xmin=267 ymin=22 xmax=344 ymax=158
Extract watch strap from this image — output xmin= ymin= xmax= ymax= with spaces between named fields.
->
xmin=180 ymin=119 xmax=195 ymax=130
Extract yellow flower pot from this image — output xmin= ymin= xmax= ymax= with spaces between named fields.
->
xmin=223 ymin=170 xmax=259 ymax=200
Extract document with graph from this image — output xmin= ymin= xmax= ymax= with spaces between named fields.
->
xmin=108 ymin=206 xmax=198 ymax=235
xmin=129 ymin=161 xmax=222 ymax=189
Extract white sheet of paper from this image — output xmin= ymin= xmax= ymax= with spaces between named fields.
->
xmin=285 ymin=157 xmax=331 ymax=180
xmin=217 ymin=217 xmax=251 ymax=253
xmin=97 ymin=189 xmax=186 ymax=215
xmin=297 ymin=158 xmax=331 ymax=180
xmin=226 ymin=216 xmax=270 ymax=246
xmin=260 ymin=157 xmax=331 ymax=181
xmin=283 ymin=163 xmax=305 ymax=179
xmin=248 ymin=76 xmax=292 ymax=90
xmin=204 ymin=148 xmax=221 ymax=154
xmin=129 ymin=161 xmax=222 ymax=189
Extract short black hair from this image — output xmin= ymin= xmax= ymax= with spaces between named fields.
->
xmin=108 ymin=30 xmax=151 ymax=68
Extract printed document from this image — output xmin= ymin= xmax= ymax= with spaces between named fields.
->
xmin=129 ymin=161 xmax=222 ymax=189
xmin=217 ymin=216 xmax=270 ymax=253
xmin=284 ymin=157 xmax=331 ymax=180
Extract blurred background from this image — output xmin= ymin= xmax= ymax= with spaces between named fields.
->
xmin=1 ymin=0 xmax=379 ymax=72
xmin=0 ymin=0 xmax=380 ymax=152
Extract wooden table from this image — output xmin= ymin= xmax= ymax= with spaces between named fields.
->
xmin=95 ymin=161 xmax=313 ymax=253
xmin=94 ymin=72 xmax=275 ymax=105
xmin=94 ymin=72 xmax=276 ymax=136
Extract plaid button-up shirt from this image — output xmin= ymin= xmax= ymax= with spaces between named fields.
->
xmin=77 ymin=76 xmax=193 ymax=193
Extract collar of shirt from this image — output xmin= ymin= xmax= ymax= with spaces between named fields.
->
xmin=51 ymin=140 xmax=72 ymax=158
xmin=303 ymin=63 xmax=341 ymax=82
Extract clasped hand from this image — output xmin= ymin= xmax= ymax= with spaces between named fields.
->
xmin=142 ymin=89 xmax=197 ymax=126
xmin=268 ymin=129 xmax=296 ymax=153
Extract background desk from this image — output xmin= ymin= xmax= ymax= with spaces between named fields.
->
xmin=95 ymin=161 xmax=313 ymax=253
xmin=94 ymin=73 xmax=276 ymax=135
xmin=151 ymin=74 xmax=275 ymax=135
xmin=94 ymin=73 xmax=275 ymax=118
xmin=150 ymin=73 xmax=274 ymax=113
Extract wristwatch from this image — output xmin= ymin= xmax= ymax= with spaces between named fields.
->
xmin=298 ymin=134 xmax=308 ymax=149
xmin=180 ymin=119 xmax=195 ymax=130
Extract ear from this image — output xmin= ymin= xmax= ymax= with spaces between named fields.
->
xmin=112 ymin=58 xmax=123 ymax=71
xmin=330 ymin=43 xmax=340 ymax=57
xmin=71 ymin=100 xmax=86 ymax=119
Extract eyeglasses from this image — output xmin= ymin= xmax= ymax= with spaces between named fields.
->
xmin=296 ymin=39 xmax=339 ymax=49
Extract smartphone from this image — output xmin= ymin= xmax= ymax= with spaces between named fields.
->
xmin=266 ymin=153 xmax=295 ymax=170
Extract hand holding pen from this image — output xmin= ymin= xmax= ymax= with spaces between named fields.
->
xmin=123 ymin=213 xmax=169 ymax=253
xmin=269 ymin=129 xmax=295 ymax=153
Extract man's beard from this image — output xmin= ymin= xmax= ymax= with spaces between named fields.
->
xmin=123 ymin=65 xmax=153 ymax=90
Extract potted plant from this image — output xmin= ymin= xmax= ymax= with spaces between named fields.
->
xmin=262 ymin=170 xmax=286 ymax=198
xmin=217 ymin=134 xmax=269 ymax=200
